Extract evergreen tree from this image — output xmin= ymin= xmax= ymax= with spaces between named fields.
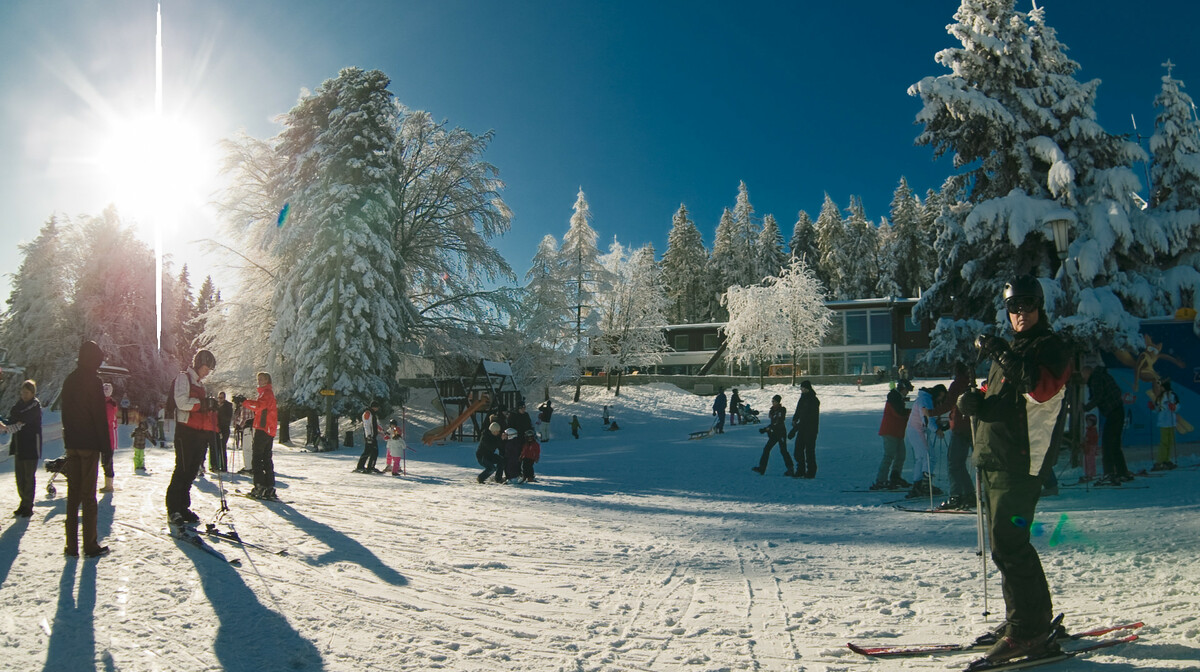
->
xmin=660 ymin=204 xmax=710 ymax=324
xmin=788 ymin=209 xmax=818 ymax=268
xmin=754 ymin=213 xmax=789 ymax=282
xmin=707 ymin=208 xmax=737 ymax=321
xmin=0 ymin=216 xmax=77 ymax=401
xmin=560 ymin=188 xmax=608 ymax=401
xmin=192 ymin=275 xmax=218 ymax=350
xmin=814 ymin=194 xmax=849 ymax=298
xmin=1150 ymin=65 xmax=1200 ymax=215
xmin=271 ymin=67 xmax=403 ymax=413
xmin=875 ymin=217 xmax=903 ymax=298
xmin=174 ymin=264 xmax=197 ymax=361
xmin=841 ymin=196 xmax=879 ymax=299
xmin=888 ymin=177 xmax=929 ymax=296
xmin=729 ymin=181 xmax=760 ymax=287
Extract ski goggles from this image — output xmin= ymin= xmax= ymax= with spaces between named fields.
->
xmin=1005 ymin=296 xmax=1040 ymax=314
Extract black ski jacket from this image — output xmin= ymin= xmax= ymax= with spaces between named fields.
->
xmin=60 ymin=341 xmax=112 ymax=454
xmin=1083 ymin=366 xmax=1122 ymax=416
xmin=791 ymin=390 xmax=820 ymax=438
xmin=8 ymin=397 xmax=42 ymax=459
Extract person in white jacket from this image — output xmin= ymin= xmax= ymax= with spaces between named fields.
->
xmin=906 ymin=383 xmax=946 ymax=496
xmin=385 ymin=420 xmax=408 ymax=476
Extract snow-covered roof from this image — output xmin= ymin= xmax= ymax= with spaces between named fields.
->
xmin=480 ymin=360 xmax=514 ymax=377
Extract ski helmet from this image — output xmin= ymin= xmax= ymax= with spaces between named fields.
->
xmin=504 ymin=427 xmax=518 ymax=439
xmin=1003 ymin=275 xmax=1043 ymax=312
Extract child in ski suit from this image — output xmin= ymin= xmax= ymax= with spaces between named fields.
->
xmin=101 ymin=382 xmax=119 ymax=493
xmin=132 ymin=419 xmax=150 ymax=471
xmin=519 ymin=429 xmax=541 ymax=482
xmin=502 ymin=427 xmax=522 ymax=482
xmin=1152 ymin=380 xmax=1180 ymax=470
xmin=385 ymin=420 xmax=407 ymax=476
xmin=570 ymin=414 xmax=581 ymax=439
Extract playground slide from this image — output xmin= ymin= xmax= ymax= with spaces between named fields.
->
xmin=422 ymin=396 xmax=490 ymax=445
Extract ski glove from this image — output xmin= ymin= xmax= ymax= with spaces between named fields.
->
xmin=975 ymin=334 xmax=1033 ymax=390
xmin=957 ymin=390 xmax=984 ymax=417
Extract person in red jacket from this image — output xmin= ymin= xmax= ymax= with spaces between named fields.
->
xmin=871 ymin=379 xmax=912 ymax=490
xmin=166 ymin=349 xmax=219 ymax=527
xmin=519 ymin=430 xmax=541 ymax=483
xmin=240 ymin=371 xmax=279 ymax=500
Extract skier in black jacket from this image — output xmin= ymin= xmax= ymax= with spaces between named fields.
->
xmin=475 ymin=422 xmax=503 ymax=483
xmin=789 ymin=381 xmax=820 ymax=478
xmin=1082 ymin=365 xmax=1131 ymax=484
xmin=957 ymin=276 xmax=1072 ymax=667
xmin=752 ymin=395 xmax=795 ymax=476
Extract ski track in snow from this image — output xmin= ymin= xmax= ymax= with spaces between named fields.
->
xmin=1 ymin=381 xmax=1199 ymax=670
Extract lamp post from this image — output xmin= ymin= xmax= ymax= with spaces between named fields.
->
xmin=1047 ymin=215 xmax=1083 ymax=468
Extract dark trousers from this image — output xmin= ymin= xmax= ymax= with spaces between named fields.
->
xmin=757 ymin=434 xmax=794 ymax=473
xmin=211 ymin=429 xmax=230 ymax=471
xmin=64 ymin=449 xmax=102 ymax=555
xmin=520 ymin=457 xmax=536 ymax=481
xmin=166 ymin=424 xmax=210 ymax=516
xmin=947 ymin=430 xmax=973 ymax=498
xmin=251 ymin=429 xmax=275 ymax=490
xmin=356 ymin=437 xmax=379 ymax=471
xmin=101 ymin=446 xmax=114 ymax=478
xmin=983 ymin=469 xmax=1053 ymax=638
xmin=15 ymin=457 xmax=37 ymax=515
xmin=792 ymin=432 xmax=817 ymax=477
xmin=714 ymin=409 xmax=725 ymax=432
xmin=1100 ymin=409 xmax=1128 ymax=476
xmin=477 ymin=452 xmax=500 ymax=482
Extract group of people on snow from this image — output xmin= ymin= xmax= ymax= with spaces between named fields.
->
xmin=748 ymin=380 xmax=820 ymax=478
xmin=474 ymin=400 xmax=542 ymax=484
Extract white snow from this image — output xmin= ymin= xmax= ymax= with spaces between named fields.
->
xmin=2 ymin=381 xmax=1198 ymax=671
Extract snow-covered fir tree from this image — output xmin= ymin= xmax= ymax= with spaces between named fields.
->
xmin=908 ymin=0 xmax=1178 ymax=352
xmin=754 ymin=213 xmax=789 ymax=282
xmin=814 ymin=194 xmax=850 ymax=298
xmin=887 ymin=177 xmax=933 ymax=296
xmin=173 ymin=264 xmax=197 ymax=362
xmin=706 ymin=208 xmax=737 ymax=321
xmin=788 ymin=209 xmax=818 ymax=269
xmin=593 ymin=241 xmax=669 ymax=395
xmin=270 ymin=67 xmax=403 ymax=413
xmin=874 ymin=217 xmax=903 ymax=298
xmin=660 ymin=204 xmax=710 ymax=324
xmin=1150 ymin=65 xmax=1200 ymax=215
xmin=560 ymin=188 xmax=609 ymax=401
xmin=511 ymin=234 xmax=573 ymax=401
xmin=0 ymin=216 xmax=77 ymax=401
xmin=729 ymin=181 xmax=760 ymax=287
xmin=840 ymin=196 xmax=879 ymax=299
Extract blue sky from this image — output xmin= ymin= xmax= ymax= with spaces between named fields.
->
xmin=0 ymin=0 xmax=1196 ymax=300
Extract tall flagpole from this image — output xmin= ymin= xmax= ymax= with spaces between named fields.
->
xmin=155 ymin=3 xmax=163 ymax=349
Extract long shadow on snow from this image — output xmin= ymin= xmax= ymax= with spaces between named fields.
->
xmin=181 ymin=537 xmax=326 ymax=671
xmin=264 ymin=500 xmax=408 ymax=586
xmin=0 ymin=518 xmax=30 ymax=589
xmin=42 ymin=556 xmax=97 ymax=672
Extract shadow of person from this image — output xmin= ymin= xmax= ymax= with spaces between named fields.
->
xmin=182 ymin=544 xmax=325 ymax=671
xmin=42 ymin=557 xmax=97 ymax=672
xmin=268 ymin=502 xmax=407 ymax=586
xmin=0 ymin=518 xmax=31 ymax=587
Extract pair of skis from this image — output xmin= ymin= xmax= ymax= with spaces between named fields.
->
xmin=849 ymin=620 xmax=1141 ymax=671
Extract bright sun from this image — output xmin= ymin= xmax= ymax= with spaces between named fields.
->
xmin=96 ymin=112 xmax=216 ymax=224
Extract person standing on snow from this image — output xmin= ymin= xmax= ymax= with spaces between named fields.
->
xmin=509 ymin=401 xmax=534 ymax=441
xmin=906 ymin=383 xmax=947 ymax=497
xmin=61 ymin=341 xmax=113 ymax=558
xmin=100 ymin=382 xmax=118 ymax=493
xmin=932 ymin=362 xmax=975 ymax=510
xmin=166 ymin=349 xmax=219 ymax=528
xmin=240 ymin=372 xmax=279 ymax=499
xmin=957 ymin=275 xmax=1072 ymax=667
xmin=213 ymin=391 xmax=234 ymax=472
xmin=519 ymin=429 xmax=541 ymax=482
xmin=356 ymin=401 xmax=385 ymax=474
xmin=537 ymin=399 xmax=554 ymax=441
xmin=789 ymin=380 xmax=820 ymax=478
xmin=872 ymin=379 xmax=912 ymax=489
xmin=712 ymin=387 xmax=727 ymax=434
xmin=1081 ymin=365 xmax=1130 ymax=484
xmin=752 ymin=395 xmax=795 ymax=476
xmin=1151 ymin=379 xmax=1180 ymax=470
xmin=729 ymin=389 xmax=743 ymax=425
xmin=5 ymin=380 xmax=43 ymax=518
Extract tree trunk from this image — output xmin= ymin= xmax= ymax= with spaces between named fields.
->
xmin=615 ymin=370 xmax=623 ymax=396
xmin=574 ymin=379 xmax=581 ymax=402
xmin=758 ymin=359 xmax=765 ymax=390
xmin=791 ymin=352 xmax=797 ymax=386
xmin=277 ymin=405 xmax=291 ymax=444
xmin=606 ymin=370 xmax=613 ymax=391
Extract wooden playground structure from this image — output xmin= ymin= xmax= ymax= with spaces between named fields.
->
xmin=425 ymin=360 xmax=522 ymax=444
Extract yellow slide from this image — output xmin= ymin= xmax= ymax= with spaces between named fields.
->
xmin=422 ymin=395 xmax=490 ymax=445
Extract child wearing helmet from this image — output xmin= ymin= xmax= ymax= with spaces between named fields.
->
xmin=502 ymin=427 xmax=521 ymax=483
xmin=385 ymin=419 xmax=407 ymax=476
xmin=519 ymin=429 xmax=541 ymax=483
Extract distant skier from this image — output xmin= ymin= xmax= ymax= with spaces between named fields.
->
xmin=752 ymin=395 xmax=794 ymax=476
xmin=537 ymin=399 xmax=553 ymax=441
xmin=355 ymin=401 xmax=384 ymax=474
xmin=729 ymin=389 xmax=742 ymax=425
xmin=1082 ymin=365 xmax=1130 ymax=484
xmin=872 ymin=379 xmax=912 ymax=489
xmin=789 ymin=381 xmax=819 ymax=478
xmin=569 ymin=414 xmax=581 ymax=439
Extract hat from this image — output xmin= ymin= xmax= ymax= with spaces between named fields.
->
xmin=503 ymin=427 xmax=518 ymax=439
xmin=800 ymin=380 xmax=813 ymax=390
xmin=524 ymin=429 xmax=535 ymax=438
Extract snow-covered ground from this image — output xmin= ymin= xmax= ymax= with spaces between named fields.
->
xmin=1 ymin=381 xmax=1198 ymax=671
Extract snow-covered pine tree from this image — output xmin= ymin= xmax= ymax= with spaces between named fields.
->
xmin=814 ymin=194 xmax=850 ymax=298
xmin=788 ymin=210 xmax=818 ymax=268
xmin=271 ymin=67 xmax=403 ymax=414
xmin=1150 ymin=64 xmax=1200 ymax=226
xmin=840 ymin=196 xmax=879 ymax=299
xmin=888 ymin=177 xmax=930 ymax=296
xmin=594 ymin=243 xmax=669 ymax=395
xmin=661 ymin=204 xmax=710 ymax=324
xmin=512 ymin=234 xmax=573 ymax=401
xmin=560 ymin=188 xmax=609 ymax=401
xmin=730 ymin=181 xmax=760 ymax=287
xmin=0 ymin=216 xmax=78 ymax=402
xmin=909 ymin=0 xmax=1162 ymax=352
xmin=875 ymin=217 xmax=903 ymax=298
xmin=767 ymin=257 xmax=833 ymax=386
xmin=754 ymin=213 xmax=789 ymax=282
xmin=174 ymin=264 xmax=197 ymax=361
xmin=707 ymin=208 xmax=737 ymax=321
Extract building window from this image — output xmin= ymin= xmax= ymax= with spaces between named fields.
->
xmin=870 ymin=351 xmax=893 ymax=372
xmin=869 ymin=311 xmax=892 ymax=344
xmin=823 ymin=313 xmax=845 ymax=346
xmin=702 ymin=333 xmax=718 ymax=350
xmin=904 ymin=314 xmax=922 ymax=333
xmin=674 ymin=334 xmax=690 ymax=351
xmin=847 ymin=352 xmax=870 ymax=376
xmin=822 ymin=353 xmax=845 ymax=376
xmin=845 ymin=310 xmax=868 ymax=345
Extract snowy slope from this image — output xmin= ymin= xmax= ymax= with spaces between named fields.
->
xmin=1 ymin=381 xmax=1197 ymax=671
